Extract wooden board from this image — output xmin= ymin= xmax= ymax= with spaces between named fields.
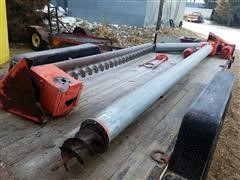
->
xmin=0 ymin=53 xmax=227 ymax=179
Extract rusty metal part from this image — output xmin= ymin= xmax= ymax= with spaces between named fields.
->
xmin=150 ymin=150 xmax=170 ymax=164
xmin=55 ymin=43 xmax=154 ymax=72
xmin=1 ymin=59 xmax=83 ymax=123
xmin=52 ymin=119 xmax=108 ymax=171
xmin=32 ymin=4 xmax=115 ymax=51
xmin=0 ymin=59 xmax=47 ymax=123
xmin=49 ymin=33 xmax=113 ymax=50
xmin=73 ymin=27 xmax=92 ymax=36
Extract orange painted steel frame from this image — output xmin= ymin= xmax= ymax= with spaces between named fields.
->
xmin=0 ymin=59 xmax=83 ymax=123
xmin=49 ymin=34 xmax=112 ymax=49
xmin=207 ymin=32 xmax=235 ymax=59
xmin=0 ymin=60 xmax=42 ymax=122
xmin=31 ymin=64 xmax=83 ymax=117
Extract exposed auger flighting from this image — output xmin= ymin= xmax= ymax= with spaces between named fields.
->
xmin=53 ymin=44 xmax=213 ymax=171
xmin=0 ymin=44 xmax=154 ymax=123
xmin=55 ymin=43 xmax=154 ymax=78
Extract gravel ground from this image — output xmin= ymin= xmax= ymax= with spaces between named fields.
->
xmin=56 ymin=15 xmax=203 ymax=47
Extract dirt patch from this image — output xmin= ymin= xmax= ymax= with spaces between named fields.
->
xmin=9 ymin=44 xmax=33 ymax=57
xmin=208 ymin=51 xmax=240 ymax=180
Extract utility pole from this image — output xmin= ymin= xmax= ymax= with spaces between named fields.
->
xmin=154 ymin=0 xmax=164 ymax=44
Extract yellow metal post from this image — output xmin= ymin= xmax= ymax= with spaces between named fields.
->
xmin=0 ymin=0 xmax=9 ymax=64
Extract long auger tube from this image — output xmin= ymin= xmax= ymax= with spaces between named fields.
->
xmin=155 ymin=42 xmax=208 ymax=53
xmin=53 ymin=44 xmax=213 ymax=171
xmin=68 ymin=47 xmax=153 ymax=78
xmin=55 ymin=43 xmax=154 ymax=72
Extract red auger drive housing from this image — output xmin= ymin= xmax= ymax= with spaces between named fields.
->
xmin=0 ymin=59 xmax=83 ymax=123
xmin=31 ymin=64 xmax=82 ymax=117
xmin=207 ymin=32 xmax=235 ymax=59
xmin=182 ymin=33 xmax=235 ymax=60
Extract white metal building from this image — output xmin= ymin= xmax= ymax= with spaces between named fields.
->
xmin=53 ymin=0 xmax=187 ymax=27
xmin=145 ymin=0 xmax=187 ymax=27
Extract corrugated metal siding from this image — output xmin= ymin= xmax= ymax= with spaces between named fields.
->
xmin=68 ymin=0 xmax=147 ymax=26
xmin=60 ymin=0 xmax=186 ymax=27
xmin=144 ymin=0 xmax=187 ymax=27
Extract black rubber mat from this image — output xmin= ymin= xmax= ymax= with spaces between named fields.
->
xmin=167 ymin=71 xmax=235 ymax=179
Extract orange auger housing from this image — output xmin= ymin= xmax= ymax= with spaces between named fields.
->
xmin=207 ymin=32 xmax=235 ymax=59
xmin=0 ymin=59 xmax=83 ymax=123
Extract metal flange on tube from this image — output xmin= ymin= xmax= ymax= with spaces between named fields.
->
xmin=53 ymin=44 xmax=213 ymax=171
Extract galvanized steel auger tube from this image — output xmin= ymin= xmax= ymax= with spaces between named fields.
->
xmin=53 ymin=44 xmax=213 ymax=171
xmin=155 ymin=42 xmax=208 ymax=53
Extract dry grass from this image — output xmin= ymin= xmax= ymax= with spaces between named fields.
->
xmin=93 ymin=24 xmax=205 ymax=48
xmin=159 ymin=27 xmax=206 ymax=39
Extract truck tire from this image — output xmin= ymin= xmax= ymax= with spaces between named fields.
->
xmin=30 ymin=30 xmax=48 ymax=51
